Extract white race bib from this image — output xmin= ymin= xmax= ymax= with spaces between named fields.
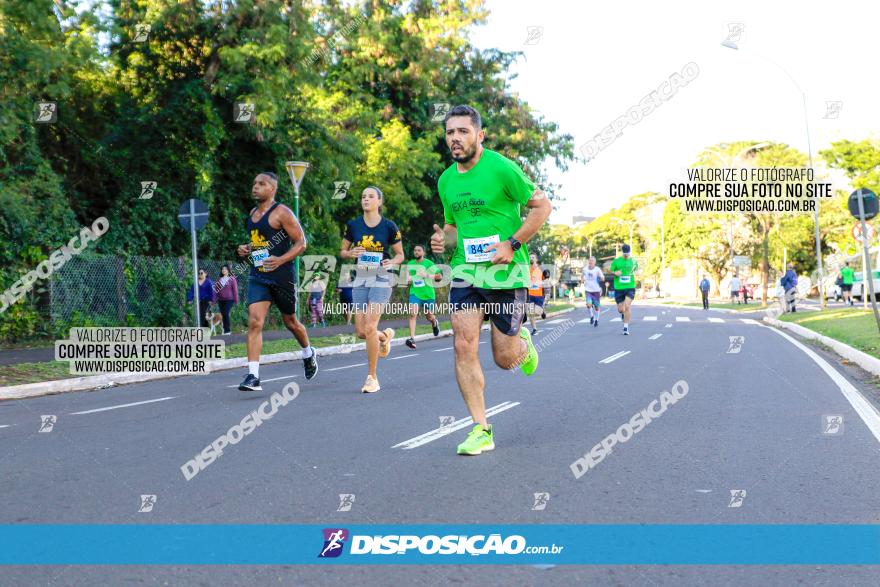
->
xmin=463 ymin=235 xmax=500 ymax=263
xmin=413 ymin=279 xmax=426 ymax=288
xmin=250 ymin=249 xmax=269 ymax=268
xmin=619 ymin=275 xmax=632 ymax=284
xmin=358 ymin=252 xmax=382 ymax=267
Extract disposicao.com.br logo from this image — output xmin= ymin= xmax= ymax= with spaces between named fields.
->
xmin=319 ymin=529 xmax=563 ymax=558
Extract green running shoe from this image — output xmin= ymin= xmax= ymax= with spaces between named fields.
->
xmin=457 ymin=424 xmax=495 ymax=455
xmin=519 ymin=326 xmax=539 ymax=376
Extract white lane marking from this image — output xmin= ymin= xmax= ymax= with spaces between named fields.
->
xmin=599 ymin=350 xmax=631 ymax=364
xmin=708 ymin=317 xmax=725 ymax=323
xmin=479 ymin=341 xmax=487 ymax=345
xmin=432 ymin=346 xmax=453 ymax=352
xmin=70 ymin=396 xmax=176 ymax=415
xmin=649 ymin=333 xmax=663 ymax=340
xmin=741 ymin=319 xmax=760 ymax=325
xmin=0 ymin=425 xmax=11 ymax=429
xmin=545 ymin=318 xmax=566 ymax=324
xmin=325 ymin=363 xmax=367 ymax=372
xmin=389 ymin=354 xmax=419 ymax=360
xmin=610 ymin=317 xmax=622 ymax=322
xmin=643 ymin=316 xmax=657 ymax=321
xmin=577 ymin=318 xmax=591 ymax=324
xmin=665 ymin=323 xmax=673 ymax=328
xmin=695 ymin=489 xmax=713 ymax=494
xmin=763 ymin=325 xmax=880 ymax=445
xmin=676 ymin=316 xmax=691 ymax=322
xmin=226 ymin=374 xmax=297 ymax=388
xmin=392 ymin=402 xmax=521 ymax=449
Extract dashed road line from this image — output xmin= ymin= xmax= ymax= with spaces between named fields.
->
xmin=649 ymin=334 xmax=663 ymax=340
xmin=644 ymin=316 xmax=657 ymax=321
xmin=325 ymin=363 xmax=367 ymax=372
xmin=226 ymin=374 xmax=297 ymax=388
xmin=676 ymin=316 xmax=691 ymax=322
xmin=392 ymin=401 xmax=521 ymax=449
xmin=70 ymin=396 xmax=176 ymax=415
xmin=708 ymin=317 xmax=725 ymax=323
xmin=599 ymin=350 xmax=631 ymax=364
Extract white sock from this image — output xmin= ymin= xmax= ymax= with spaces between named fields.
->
xmin=589 ymin=307 xmax=594 ymax=317
xmin=595 ymin=310 xmax=600 ymax=320
xmin=624 ymin=322 xmax=629 ymax=328
xmin=302 ymin=346 xmax=314 ymax=359
xmin=248 ymin=361 xmax=259 ymax=377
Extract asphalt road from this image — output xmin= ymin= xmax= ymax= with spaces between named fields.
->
xmin=2 ymin=304 xmax=880 ymax=586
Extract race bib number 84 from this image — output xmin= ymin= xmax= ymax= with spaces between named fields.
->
xmin=463 ymin=235 xmax=500 ymax=263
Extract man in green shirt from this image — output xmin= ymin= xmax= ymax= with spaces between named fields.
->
xmin=430 ymin=104 xmax=551 ymax=456
xmin=840 ymin=261 xmax=855 ymax=306
xmin=609 ymin=244 xmax=638 ymax=335
xmin=405 ymin=244 xmax=441 ymax=349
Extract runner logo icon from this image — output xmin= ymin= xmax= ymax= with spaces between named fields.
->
xmin=318 ymin=528 xmax=349 ymax=558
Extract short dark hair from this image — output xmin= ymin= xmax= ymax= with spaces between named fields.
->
xmin=260 ymin=172 xmax=278 ymax=182
xmin=413 ymin=244 xmax=425 ymax=251
xmin=444 ymin=104 xmax=482 ymax=130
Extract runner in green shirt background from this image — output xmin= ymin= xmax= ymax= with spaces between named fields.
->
xmin=840 ymin=261 xmax=855 ymax=306
xmin=405 ymin=244 xmax=441 ymax=349
xmin=609 ymin=243 xmax=638 ymax=335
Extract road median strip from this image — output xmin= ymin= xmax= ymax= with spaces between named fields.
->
xmin=763 ymin=316 xmax=880 ymax=377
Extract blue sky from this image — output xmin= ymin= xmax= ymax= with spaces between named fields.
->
xmin=469 ymin=0 xmax=880 ymax=223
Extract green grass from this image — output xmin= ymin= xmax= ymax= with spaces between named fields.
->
xmin=0 ymin=320 xmax=453 ymax=388
xmin=780 ymin=309 xmax=880 ymax=359
xmin=2 ymin=305 xmax=575 ymax=388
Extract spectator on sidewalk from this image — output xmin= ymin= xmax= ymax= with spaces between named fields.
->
xmin=187 ymin=268 xmax=216 ymax=328
xmin=781 ymin=262 xmax=798 ymax=313
xmin=308 ymin=275 xmax=327 ymax=328
xmin=729 ymin=275 xmax=742 ymax=304
xmin=214 ymin=264 xmax=239 ymax=335
xmin=699 ymin=276 xmax=711 ymax=310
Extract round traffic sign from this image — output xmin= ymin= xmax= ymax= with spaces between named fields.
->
xmin=178 ymin=199 xmax=209 ymax=231
xmin=848 ymin=188 xmax=878 ymax=220
xmin=852 ymin=221 xmax=876 ymax=244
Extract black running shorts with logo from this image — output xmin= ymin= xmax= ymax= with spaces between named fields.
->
xmin=614 ymin=288 xmax=636 ymax=304
xmin=247 ymin=277 xmax=298 ymax=316
xmin=449 ymin=278 xmax=527 ymax=336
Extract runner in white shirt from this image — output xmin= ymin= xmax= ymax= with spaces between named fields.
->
xmin=581 ymin=256 xmax=605 ymax=328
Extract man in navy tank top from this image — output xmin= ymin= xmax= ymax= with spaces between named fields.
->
xmin=235 ymin=172 xmax=318 ymax=391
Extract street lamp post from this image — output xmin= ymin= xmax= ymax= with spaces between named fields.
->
xmin=588 ymin=233 xmax=603 ymax=258
xmin=284 ymin=161 xmax=309 ymax=321
xmin=722 ymin=41 xmax=825 ymax=308
xmin=612 ymin=217 xmax=636 ymax=251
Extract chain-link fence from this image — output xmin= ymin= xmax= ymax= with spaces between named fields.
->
xmin=47 ymin=253 xmax=443 ymax=333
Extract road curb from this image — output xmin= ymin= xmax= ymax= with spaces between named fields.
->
xmin=763 ymin=317 xmax=880 ymax=377
xmin=0 ymin=308 xmax=574 ymax=401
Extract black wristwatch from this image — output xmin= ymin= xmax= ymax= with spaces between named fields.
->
xmin=507 ymin=236 xmax=522 ymax=251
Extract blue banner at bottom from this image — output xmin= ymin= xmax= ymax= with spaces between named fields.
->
xmin=2 ymin=525 xmax=880 ymax=565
